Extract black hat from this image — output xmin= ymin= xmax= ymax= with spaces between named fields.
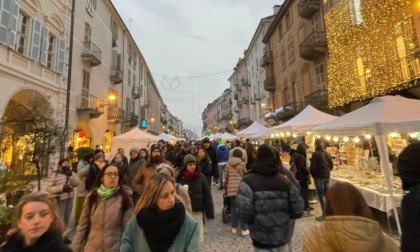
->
xmin=256 ymin=144 xmax=275 ymax=160
xmin=398 ymin=142 xmax=420 ymax=190
xmin=202 ymin=137 xmax=210 ymax=143
xmin=150 ymin=145 xmax=162 ymax=154
xmin=182 ymin=142 xmax=191 ymax=148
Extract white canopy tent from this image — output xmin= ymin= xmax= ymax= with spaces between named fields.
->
xmin=219 ymin=132 xmax=239 ymax=140
xmin=270 ymin=105 xmax=338 ymax=135
xmin=236 ymin=121 xmax=269 ymax=138
xmin=110 ymin=128 xmax=157 ymax=159
xmin=209 ymin=132 xmax=222 ymax=140
xmin=314 ymin=95 xmax=420 ymax=236
xmin=157 ymin=132 xmax=178 ymax=142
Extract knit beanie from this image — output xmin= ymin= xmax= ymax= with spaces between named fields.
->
xmin=398 ymin=142 xmax=420 ymax=190
xmin=150 ymin=145 xmax=162 ymax=154
xmin=94 ymin=152 xmax=104 ymax=161
xmin=129 ymin=148 xmax=139 ymax=154
xmin=183 ymin=154 xmax=197 ymax=166
xmin=202 ymin=137 xmax=210 ymax=143
xmin=256 ymin=144 xmax=275 ymax=160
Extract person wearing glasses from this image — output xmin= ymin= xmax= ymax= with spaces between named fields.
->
xmin=72 ymin=164 xmax=133 ymax=252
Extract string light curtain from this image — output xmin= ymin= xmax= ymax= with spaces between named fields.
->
xmin=325 ymin=0 xmax=419 ymax=108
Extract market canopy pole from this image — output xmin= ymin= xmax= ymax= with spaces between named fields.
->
xmin=375 ymin=135 xmax=402 ymax=236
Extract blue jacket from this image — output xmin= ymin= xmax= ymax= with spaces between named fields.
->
xmin=217 ymin=145 xmax=229 ymax=163
xmin=121 ymin=212 xmax=200 ymax=252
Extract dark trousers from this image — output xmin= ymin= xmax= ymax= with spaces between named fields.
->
xmin=299 ymin=180 xmax=309 ymax=210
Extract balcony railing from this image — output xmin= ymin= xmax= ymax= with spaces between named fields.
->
xmin=110 ymin=68 xmax=123 ymax=84
xmin=242 ymin=96 xmax=249 ymax=104
xmin=237 ymin=100 xmax=243 ymax=108
xmin=108 ymin=106 xmax=125 ymax=122
xmin=264 ymin=77 xmax=276 ymax=92
xmin=260 ymin=51 xmax=273 ymax=67
xmin=82 ymin=42 xmax=102 ymax=66
xmin=132 ymin=86 xmax=140 ymax=99
xmin=241 ymin=77 xmax=250 ymax=86
xmin=304 ymin=89 xmax=328 ymax=108
xmin=234 ymin=91 xmax=239 ymax=100
xmin=299 ymin=31 xmax=327 ymax=61
xmin=237 ymin=117 xmax=252 ymax=128
xmin=77 ymin=94 xmax=104 ymax=119
xmin=298 ymin=0 xmax=320 ymax=19
xmin=275 ymin=102 xmax=303 ymax=120
xmin=125 ymin=113 xmax=138 ymax=127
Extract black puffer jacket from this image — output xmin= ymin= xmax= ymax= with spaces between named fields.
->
xmin=235 ymin=158 xmax=304 ymax=249
xmin=293 ymin=145 xmax=308 ymax=182
xmin=310 ymin=147 xmax=333 ymax=179
xmin=177 ymin=171 xmax=215 ymax=219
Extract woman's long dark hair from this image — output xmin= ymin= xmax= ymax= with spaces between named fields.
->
xmin=86 ymin=164 xmax=132 ymax=213
xmin=196 ymin=147 xmax=210 ymax=162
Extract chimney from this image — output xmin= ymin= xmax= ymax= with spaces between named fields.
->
xmin=273 ymin=5 xmax=281 ymax=14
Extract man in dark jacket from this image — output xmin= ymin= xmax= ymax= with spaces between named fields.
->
xmin=235 ymin=144 xmax=304 ymax=251
xmin=202 ymin=138 xmax=218 ymax=184
xmin=174 ymin=142 xmax=192 ymax=169
xmin=310 ymin=139 xmax=333 ymax=221
xmin=398 ymin=142 xmax=420 ymax=252
xmin=292 ymin=143 xmax=312 ymax=216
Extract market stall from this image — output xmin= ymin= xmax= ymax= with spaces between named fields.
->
xmin=236 ymin=121 xmax=269 ymax=138
xmin=219 ymin=132 xmax=239 ymax=140
xmin=314 ymin=95 xmax=420 ymax=236
xmin=110 ymin=127 xmax=157 ymax=159
xmin=157 ymin=132 xmax=179 ymax=143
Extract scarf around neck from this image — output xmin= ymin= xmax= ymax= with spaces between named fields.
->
xmin=183 ymin=170 xmax=200 ymax=181
xmin=97 ymin=184 xmax=117 ymax=199
xmin=136 ymin=201 xmax=186 ymax=252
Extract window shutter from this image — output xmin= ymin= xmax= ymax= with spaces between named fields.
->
xmin=0 ymin=0 xmax=13 ymax=45
xmin=30 ymin=18 xmax=42 ymax=61
xmin=39 ymin=25 xmax=49 ymax=65
xmin=56 ymin=38 xmax=66 ymax=73
xmin=6 ymin=0 xmax=18 ymax=48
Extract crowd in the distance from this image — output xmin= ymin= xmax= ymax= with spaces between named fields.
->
xmin=0 ymin=138 xmax=419 ymax=252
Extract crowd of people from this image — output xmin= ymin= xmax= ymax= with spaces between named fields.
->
xmin=0 ymin=137 xmax=419 ymax=252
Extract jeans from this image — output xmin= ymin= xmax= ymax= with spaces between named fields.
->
xmin=299 ymin=180 xmax=309 ymax=210
xmin=314 ymin=178 xmax=329 ymax=216
xmin=217 ymin=163 xmax=225 ymax=188
xmin=254 ymin=244 xmax=290 ymax=252
xmin=229 ymin=196 xmax=247 ymax=230
xmin=56 ymin=198 xmax=73 ymax=227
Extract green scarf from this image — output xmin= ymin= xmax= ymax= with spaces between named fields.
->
xmin=97 ymin=184 xmax=117 ymax=199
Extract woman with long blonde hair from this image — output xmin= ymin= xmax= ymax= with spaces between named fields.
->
xmin=121 ymin=173 xmax=200 ymax=252
xmin=0 ymin=192 xmax=71 ymax=252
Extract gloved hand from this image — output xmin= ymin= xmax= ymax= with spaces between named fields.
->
xmin=62 ymin=184 xmax=73 ymax=193
xmin=62 ymin=166 xmax=73 ymax=177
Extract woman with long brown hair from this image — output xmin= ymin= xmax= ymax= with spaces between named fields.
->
xmin=302 ymin=182 xmax=399 ymax=252
xmin=0 ymin=192 xmax=71 ymax=252
xmin=72 ymin=164 xmax=133 ymax=252
xmin=121 ymin=173 xmax=200 ymax=251
xmin=195 ymin=147 xmax=212 ymax=186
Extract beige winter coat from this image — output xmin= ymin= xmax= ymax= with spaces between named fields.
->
xmin=224 ymin=157 xmax=246 ymax=197
xmin=302 ymin=216 xmax=399 ymax=252
xmin=46 ymin=170 xmax=79 ymax=201
xmin=72 ymin=185 xmax=133 ymax=252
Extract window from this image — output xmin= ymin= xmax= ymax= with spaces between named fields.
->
xmin=46 ymin=34 xmax=55 ymax=69
xmin=30 ymin=19 xmax=42 ymax=61
xmin=81 ymin=70 xmax=90 ymax=108
xmin=287 ymin=38 xmax=294 ymax=63
xmin=111 ymin=18 xmax=118 ymax=47
xmin=285 ymin=11 xmax=292 ymax=29
xmin=0 ymin=0 xmax=19 ymax=48
xmin=311 ymin=12 xmax=321 ymax=32
xmin=315 ymin=62 xmax=327 ymax=90
xmin=84 ymin=23 xmax=91 ymax=43
xmin=278 ymin=24 xmax=283 ymax=41
xmin=15 ymin=12 xmax=28 ymax=54
xmin=86 ymin=0 xmax=97 ymax=16
xmin=128 ymin=69 xmax=131 ymax=87
xmin=128 ymin=44 xmax=132 ymax=64
xmin=280 ymin=48 xmax=287 ymax=70
xmin=126 ymin=97 xmax=131 ymax=118
xmin=56 ymin=38 xmax=66 ymax=74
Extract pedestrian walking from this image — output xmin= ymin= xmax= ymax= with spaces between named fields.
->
xmin=310 ymin=138 xmax=333 ymax=221
xmin=111 ymin=153 xmax=128 ymax=184
xmin=121 ymin=173 xmax=201 ymax=252
xmin=245 ymin=143 xmax=257 ymax=171
xmin=196 ymin=147 xmax=212 ymax=186
xmin=0 ymin=192 xmax=72 ymax=251
xmin=85 ymin=153 xmax=107 ymax=192
xmin=235 ymin=144 xmax=304 ymax=251
xmin=177 ymin=154 xmax=215 ymax=244
xmin=46 ymin=158 xmax=79 ymax=244
xmin=75 ymin=152 xmax=94 ymax=225
xmin=216 ymin=140 xmax=229 ymax=189
xmin=224 ymin=149 xmax=249 ymax=236
xmin=117 ymin=148 xmax=128 ymax=167
xmin=397 ymin=142 xmax=420 ymax=252
xmin=302 ymin=181 xmax=399 ymax=252
xmin=201 ymin=138 xmax=218 ymax=186
xmin=126 ymin=148 xmax=145 ymax=204
xmin=292 ymin=143 xmax=313 ymax=217
xmin=72 ymin=164 xmax=133 ymax=252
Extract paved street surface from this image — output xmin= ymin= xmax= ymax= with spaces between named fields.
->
xmin=203 ymin=183 xmax=320 ymax=252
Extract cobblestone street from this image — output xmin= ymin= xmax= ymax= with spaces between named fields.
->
xmin=203 ymin=183 xmax=320 ymax=252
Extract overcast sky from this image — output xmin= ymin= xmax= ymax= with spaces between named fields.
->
xmin=112 ymin=0 xmax=282 ymax=136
